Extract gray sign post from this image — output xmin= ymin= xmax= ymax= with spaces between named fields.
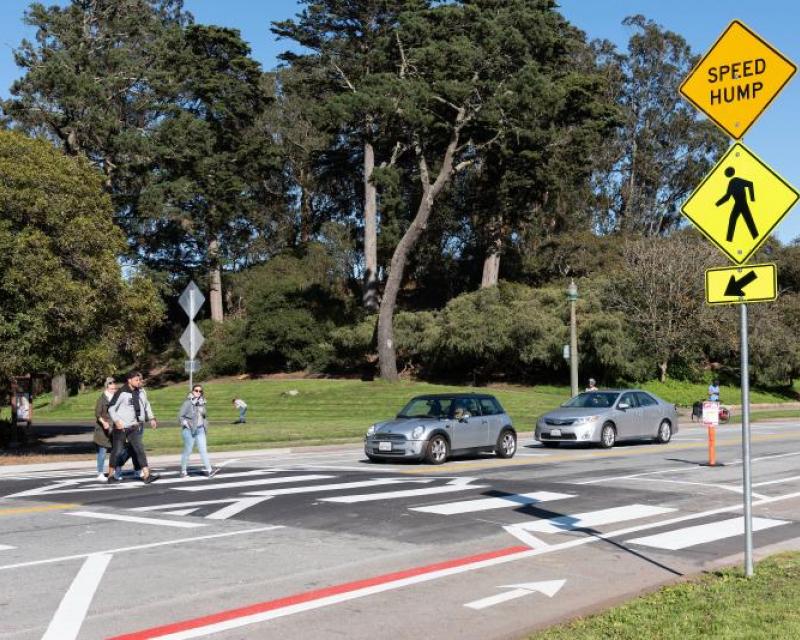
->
xmin=740 ymin=304 xmax=753 ymax=576
xmin=178 ymin=281 xmax=206 ymax=390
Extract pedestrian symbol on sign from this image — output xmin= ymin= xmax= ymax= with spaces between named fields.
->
xmin=715 ymin=167 xmax=758 ymax=242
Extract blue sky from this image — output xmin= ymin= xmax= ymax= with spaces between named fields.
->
xmin=1 ymin=0 xmax=798 ymax=242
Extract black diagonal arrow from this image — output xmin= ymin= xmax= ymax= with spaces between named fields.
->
xmin=724 ymin=270 xmax=758 ymax=297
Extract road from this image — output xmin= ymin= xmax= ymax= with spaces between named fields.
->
xmin=2 ymin=419 xmax=799 ymax=640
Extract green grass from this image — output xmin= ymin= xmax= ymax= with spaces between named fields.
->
xmin=10 ymin=377 xmax=797 ymax=454
xmin=530 ymin=552 xmax=800 ymax=639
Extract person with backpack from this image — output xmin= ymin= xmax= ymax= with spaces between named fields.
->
xmin=107 ymin=371 xmax=159 ymax=484
xmin=178 ymin=384 xmax=218 ymax=478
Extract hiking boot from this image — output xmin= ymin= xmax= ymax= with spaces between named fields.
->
xmin=142 ymin=472 xmax=160 ymax=484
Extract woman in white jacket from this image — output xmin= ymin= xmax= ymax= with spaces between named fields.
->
xmin=177 ymin=385 xmax=218 ymax=478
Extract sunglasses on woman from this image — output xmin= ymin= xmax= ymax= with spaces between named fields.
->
xmin=192 ymin=388 xmax=203 ymax=394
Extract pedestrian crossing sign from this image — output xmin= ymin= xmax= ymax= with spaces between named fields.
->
xmin=705 ymin=263 xmax=777 ymax=305
xmin=681 ymin=142 xmax=798 ymax=264
xmin=679 ymin=20 xmax=796 ymax=139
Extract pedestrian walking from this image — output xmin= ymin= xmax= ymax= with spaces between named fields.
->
xmin=93 ymin=377 xmax=116 ymax=482
xmin=232 ymin=397 xmax=247 ymax=424
xmin=708 ymin=378 xmax=721 ymax=402
xmin=107 ymin=371 xmax=160 ymax=484
xmin=178 ymin=385 xmax=218 ymax=478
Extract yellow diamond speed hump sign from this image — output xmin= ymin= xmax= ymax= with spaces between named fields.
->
xmin=705 ymin=263 xmax=777 ymax=305
xmin=681 ymin=143 xmax=798 ymax=265
xmin=679 ymin=20 xmax=796 ymax=139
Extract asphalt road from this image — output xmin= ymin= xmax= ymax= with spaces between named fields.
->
xmin=2 ymin=419 xmax=800 ymax=640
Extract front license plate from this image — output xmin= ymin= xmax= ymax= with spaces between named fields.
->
xmin=378 ymin=441 xmax=392 ymax=451
xmin=549 ymin=429 xmax=562 ymax=437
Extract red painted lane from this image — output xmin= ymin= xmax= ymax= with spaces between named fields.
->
xmin=108 ymin=545 xmax=530 ymax=640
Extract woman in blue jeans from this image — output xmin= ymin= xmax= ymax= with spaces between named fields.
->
xmin=178 ymin=385 xmax=218 ymax=478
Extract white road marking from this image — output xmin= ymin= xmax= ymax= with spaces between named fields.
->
xmin=320 ymin=477 xmax=479 ymax=503
xmin=4 ymin=479 xmax=82 ymax=498
xmin=216 ymin=458 xmax=240 ymax=468
xmin=410 ymin=491 xmax=575 ymax=515
xmin=65 ymin=511 xmax=207 ymax=529
xmin=175 ymin=474 xmax=334 ymax=492
xmin=0 ymin=526 xmax=283 ymax=572
xmin=205 ymin=497 xmax=273 ymax=520
xmin=0 ymin=544 xmax=15 ymax=551
xmin=242 ymin=478 xmax=431 ymax=497
xmin=150 ymin=470 xmax=274 ymax=485
xmin=164 ymin=508 xmax=200 ymax=517
xmin=627 ymin=517 xmax=789 ymax=550
xmin=752 ymin=474 xmax=800 ymax=487
xmin=464 ymin=580 xmax=566 ymax=610
xmin=41 ymin=553 xmax=112 ymax=640
xmin=510 ymin=504 xmax=676 ymax=535
xmin=632 ymin=477 xmax=770 ymax=500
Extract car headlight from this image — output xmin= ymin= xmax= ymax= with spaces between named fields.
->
xmin=366 ymin=424 xmax=376 ymax=437
xmin=412 ymin=426 xmax=424 ymax=439
xmin=573 ymin=415 xmax=600 ymax=425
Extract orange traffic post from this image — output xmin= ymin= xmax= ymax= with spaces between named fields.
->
xmin=707 ymin=425 xmax=717 ymax=466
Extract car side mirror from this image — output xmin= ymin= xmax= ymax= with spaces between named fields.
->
xmin=618 ymin=402 xmax=630 ymax=410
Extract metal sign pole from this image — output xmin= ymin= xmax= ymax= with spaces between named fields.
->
xmin=189 ymin=289 xmax=195 ymax=392
xmin=740 ymin=302 xmax=753 ymax=577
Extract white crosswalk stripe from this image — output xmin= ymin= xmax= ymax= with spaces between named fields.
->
xmin=174 ymin=474 xmax=335 ymax=492
xmin=242 ymin=478 xmax=431 ymax=497
xmin=410 ymin=491 xmax=575 ymax=515
xmin=320 ymin=477 xmax=481 ymax=503
xmin=626 ymin=516 xmax=789 ymax=550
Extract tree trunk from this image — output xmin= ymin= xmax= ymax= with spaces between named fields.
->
xmin=378 ymin=112 xmax=465 ymax=380
xmin=481 ymin=237 xmax=502 ymax=288
xmin=658 ymin=361 xmax=668 ymax=382
xmin=299 ymin=168 xmax=311 ymax=244
xmin=51 ymin=373 xmax=67 ymax=407
xmin=363 ymin=141 xmax=379 ymax=312
xmin=209 ymin=239 xmax=224 ymax=323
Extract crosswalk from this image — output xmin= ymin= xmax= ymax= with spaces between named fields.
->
xmin=2 ymin=467 xmax=795 ymax=554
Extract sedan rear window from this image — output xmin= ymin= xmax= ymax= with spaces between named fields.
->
xmin=398 ymin=398 xmax=452 ymax=418
xmin=562 ymin=392 xmax=619 ymax=408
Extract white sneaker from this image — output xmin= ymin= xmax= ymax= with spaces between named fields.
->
xmin=179 ymin=471 xmax=188 ymax=478
xmin=96 ymin=473 xmax=106 ymax=482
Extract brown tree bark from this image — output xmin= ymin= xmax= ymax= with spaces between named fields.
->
xmin=51 ymin=373 xmax=67 ymax=407
xmin=378 ymin=111 xmax=466 ymax=380
xmin=363 ymin=140 xmax=379 ymax=312
xmin=209 ymin=239 xmax=224 ymax=323
xmin=481 ymin=237 xmax=502 ymax=288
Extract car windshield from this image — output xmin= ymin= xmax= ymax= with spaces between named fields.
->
xmin=561 ymin=392 xmax=619 ymax=409
xmin=398 ymin=397 xmax=452 ymax=419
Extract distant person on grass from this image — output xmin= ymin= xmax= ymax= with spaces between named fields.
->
xmin=107 ymin=371 xmax=159 ymax=484
xmin=232 ymin=397 xmax=247 ymax=424
xmin=178 ymin=385 xmax=218 ymax=478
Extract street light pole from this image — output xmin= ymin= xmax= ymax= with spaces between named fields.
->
xmin=567 ymin=279 xmax=579 ymax=397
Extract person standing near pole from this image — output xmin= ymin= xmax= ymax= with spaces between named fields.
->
xmin=107 ymin=371 xmax=160 ymax=484
xmin=178 ymin=385 xmax=218 ymax=478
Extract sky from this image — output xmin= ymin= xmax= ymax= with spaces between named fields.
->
xmin=0 ymin=0 xmax=798 ymax=243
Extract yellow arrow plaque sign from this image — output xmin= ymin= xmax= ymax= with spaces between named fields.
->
xmin=705 ymin=263 xmax=777 ymax=305
xmin=681 ymin=143 xmax=798 ymax=264
xmin=680 ymin=20 xmax=796 ymax=139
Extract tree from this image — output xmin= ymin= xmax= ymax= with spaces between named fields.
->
xmin=590 ymin=16 xmax=728 ymax=236
xmin=137 ymin=25 xmax=282 ymax=321
xmin=0 ymin=131 xmax=162 ymax=385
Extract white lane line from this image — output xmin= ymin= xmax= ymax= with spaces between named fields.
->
xmin=752 ymin=474 xmax=800 ymax=488
xmin=410 ymin=491 xmax=575 ymax=515
xmin=512 ymin=505 xmax=676 ymax=534
xmin=65 ymin=511 xmax=206 ymax=529
xmin=0 ymin=544 xmax=16 ymax=551
xmin=205 ymin=497 xmax=273 ymax=521
xmin=0 ymin=526 xmax=283 ymax=572
xmin=632 ymin=477 xmax=770 ymax=500
xmin=320 ymin=478 xmax=480 ymax=503
xmin=627 ymin=517 xmax=789 ymax=550
xmin=164 ymin=508 xmax=200 ymax=517
xmin=41 ymin=553 xmax=112 ymax=640
xmin=151 ymin=470 xmax=273 ymax=485
xmin=243 ymin=478 xmax=431 ymax=497
xmin=175 ymin=474 xmax=334 ymax=492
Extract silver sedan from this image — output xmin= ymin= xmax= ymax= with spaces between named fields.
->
xmin=535 ymin=389 xmax=678 ymax=448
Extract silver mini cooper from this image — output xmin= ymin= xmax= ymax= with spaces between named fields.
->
xmin=365 ymin=394 xmax=517 ymax=465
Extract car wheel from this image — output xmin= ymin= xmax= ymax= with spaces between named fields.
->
xmin=599 ymin=423 xmax=616 ymax=449
xmin=656 ymin=420 xmax=672 ymax=444
xmin=495 ymin=430 xmax=517 ymax=459
xmin=425 ymin=435 xmax=449 ymax=465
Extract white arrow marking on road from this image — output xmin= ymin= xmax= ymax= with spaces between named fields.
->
xmin=132 ymin=496 xmax=274 ymax=520
xmin=464 ymin=580 xmax=566 ymax=610
xmin=319 ymin=477 xmax=482 ymax=503
xmin=410 ymin=491 xmax=575 ymax=515
xmin=175 ymin=474 xmax=334 ymax=492
xmin=242 ymin=478 xmax=432 ymax=497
